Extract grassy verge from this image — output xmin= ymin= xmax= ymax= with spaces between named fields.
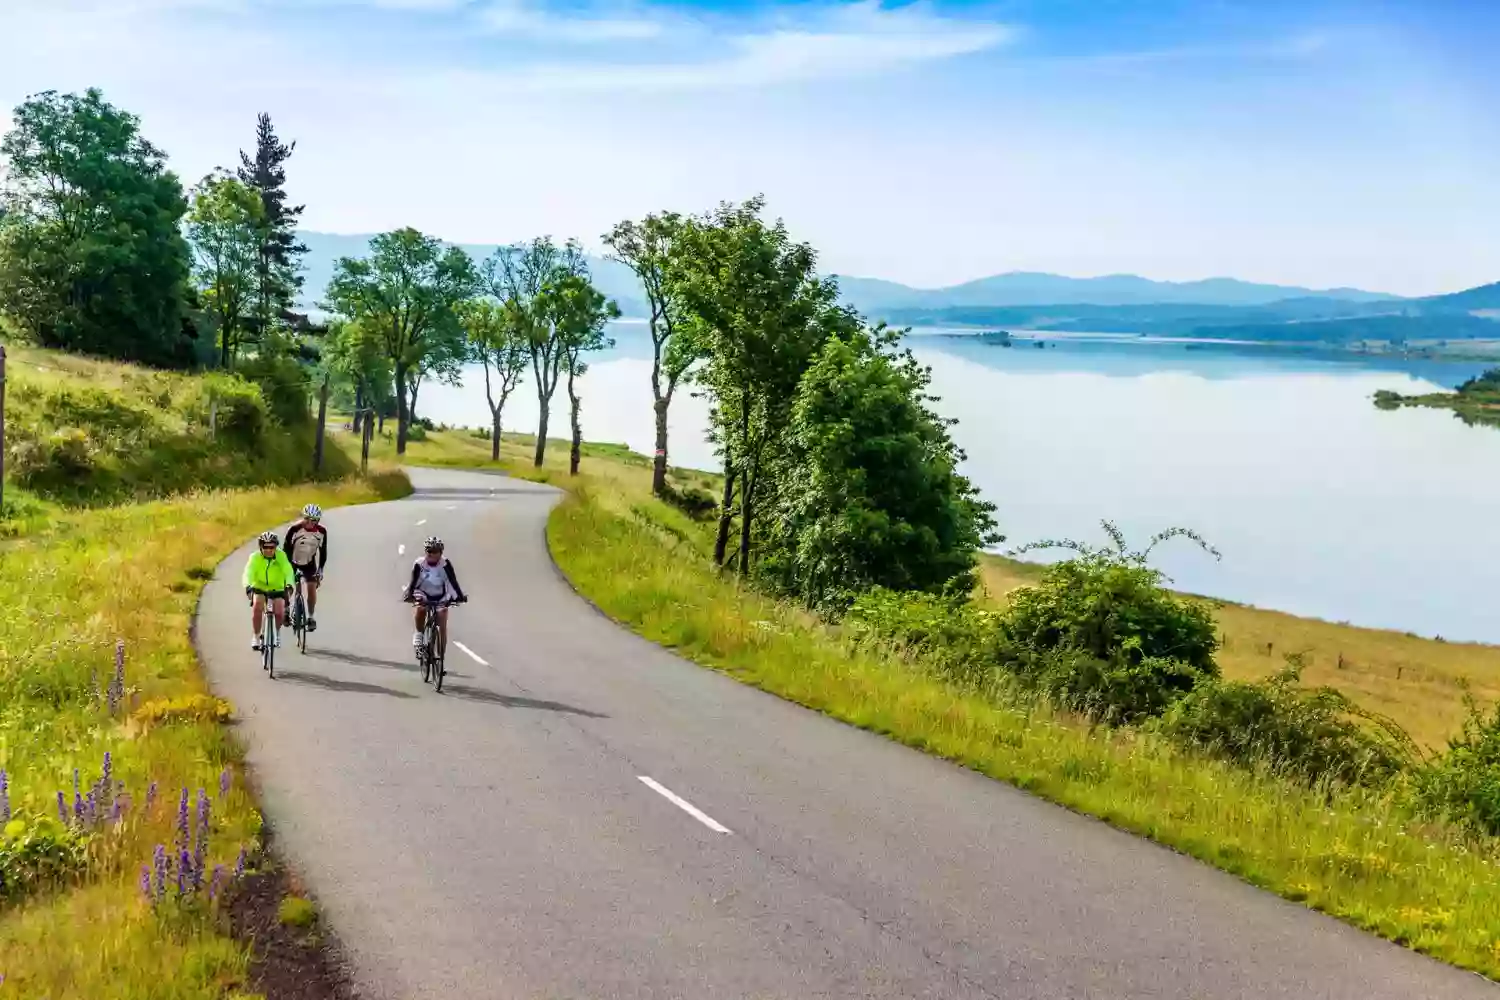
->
xmin=2 ymin=345 xmax=357 ymax=511
xmin=0 ymin=470 xmax=410 ymax=998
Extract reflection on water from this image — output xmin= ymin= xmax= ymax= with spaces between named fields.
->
xmin=421 ymin=323 xmax=1500 ymax=643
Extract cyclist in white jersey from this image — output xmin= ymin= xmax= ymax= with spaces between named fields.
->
xmin=283 ymin=504 xmax=328 ymax=630
xmin=401 ymin=536 xmax=468 ymax=657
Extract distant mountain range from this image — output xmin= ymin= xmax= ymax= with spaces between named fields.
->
xmin=296 ymin=231 xmax=1497 ymax=346
xmin=830 ymin=272 xmax=1400 ymax=311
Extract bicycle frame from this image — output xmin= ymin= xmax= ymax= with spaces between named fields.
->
xmin=414 ymin=597 xmax=456 ymax=692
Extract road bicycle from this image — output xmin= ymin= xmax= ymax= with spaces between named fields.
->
xmin=410 ymin=596 xmax=462 ymax=693
xmin=249 ymin=589 xmax=287 ymax=679
xmin=289 ymin=572 xmax=316 ymax=655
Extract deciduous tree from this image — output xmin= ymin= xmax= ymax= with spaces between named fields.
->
xmin=187 ymin=171 xmax=263 ymax=369
xmin=460 ymin=298 xmax=529 ymax=460
xmin=0 ymin=88 xmax=193 ymax=366
xmin=486 ymin=238 xmax=587 ymax=467
xmin=604 ymin=212 xmax=700 ymax=494
xmin=547 ymin=274 xmax=618 ymax=475
xmin=671 ymin=196 xmax=842 ymax=574
xmin=323 ymin=229 xmax=476 ymax=453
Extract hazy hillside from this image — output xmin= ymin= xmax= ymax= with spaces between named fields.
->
xmin=297 ymin=231 xmax=649 ymax=317
xmin=834 ymin=271 xmax=1401 ymax=312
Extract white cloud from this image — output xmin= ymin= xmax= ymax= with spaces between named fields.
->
xmin=469 ymin=0 xmax=1012 ymax=92
xmin=477 ymin=0 xmax=663 ymax=41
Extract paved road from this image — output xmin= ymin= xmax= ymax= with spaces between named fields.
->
xmin=198 ymin=467 xmax=1497 ymax=1000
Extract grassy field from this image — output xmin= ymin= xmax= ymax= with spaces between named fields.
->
xmin=345 ymin=424 xmax=1500 ymax=978
xmin=978 ymin=557 xmax=1500 ymax=752
xmin=0 ymin=473 xmax=410 ymax=998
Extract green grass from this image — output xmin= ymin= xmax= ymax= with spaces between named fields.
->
xmin=0 ymin=472 xmax=410 ymax=998
xmin=3 ymin=345 xmax=355 ymax=508
xmin=276 ymin=895 xmax=317 ymax=929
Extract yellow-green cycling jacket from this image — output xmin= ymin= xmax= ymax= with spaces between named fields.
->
xmin=243 ymin=548 xmax=295 ymax=593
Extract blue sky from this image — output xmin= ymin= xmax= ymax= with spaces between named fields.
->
xmin=2 ymin=0 xmax=1496 ymax=294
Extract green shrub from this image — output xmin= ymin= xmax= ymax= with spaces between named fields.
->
xmin=845 ymin=587 xmax=1009 ymax=689
xmin=1414 ymin=694 xmax=1500 ymax=834
xmin=1004 ymin=523 xmax=1220 ymax=669
xmin=1020 ymin=648 xmax=1210 ymax=725
xmin=660 ymin=482 xmax=718 ymax=520
xmin=193 ymin=374 xmax=269 ymax=448
xmin=405 ymin=422 xmax=429 ymax=442
xmin=235 ymin=352 xmax=311 ymax=429
xmin=1162 ymin=659 xmax=1415 ymax=787
xmin=0 ymin=816 xmax=88 ymax=904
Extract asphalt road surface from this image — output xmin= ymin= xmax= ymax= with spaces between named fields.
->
xmin=197 ymin=466 xmax=1498 ymax=1000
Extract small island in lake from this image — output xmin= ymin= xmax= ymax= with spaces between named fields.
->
xmin=1374 ymin=368 xmax=1500 ymax=429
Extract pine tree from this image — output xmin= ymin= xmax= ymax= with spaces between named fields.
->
xmin=237 ymin=113 xmax=307 ymax=343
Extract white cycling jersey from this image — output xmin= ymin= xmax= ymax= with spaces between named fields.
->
xmin=413 ymin=558 xmax=457 ymax=600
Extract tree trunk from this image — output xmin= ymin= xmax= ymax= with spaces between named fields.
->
xmin=352 ymin=383 xmax=365 ymax=434
xmin=713 ymin=459 xmax=736 ymax=566
xmin=491 ymin=410 xmax=502 ymax=461
xmin=569 ymin=404 xmax=582 ymax=476
xmin=394 ymin=364 xmax=410 ymax=455
xmin=533 ymin=405 xmax=549 ymax=468
xmin=738 ymin=469 xmax=754 ymax=577
xmin=652 ymin=397 xmax=669 ymax=496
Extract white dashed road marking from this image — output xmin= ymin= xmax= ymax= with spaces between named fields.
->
xmin=452 ymin=641 xmax=488 ymax=667
xmin=416 ymin=519 xmax=428 ymax=526
xmin=398 ymin=544 xmax=406 ymax=555
xmin=637 ymin=777 xmax=732 ymax=834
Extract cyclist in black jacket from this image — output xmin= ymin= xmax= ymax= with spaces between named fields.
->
xmin=283 ymin=504 xmax=329 ymax=631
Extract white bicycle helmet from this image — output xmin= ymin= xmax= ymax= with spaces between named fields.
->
xmin=424 ymin=536 xmax=444 ymax=552
xmin=301 ymin=503 xmax=323 ymax=520
xmin=257 ymin=531 xmax=279 ymax=546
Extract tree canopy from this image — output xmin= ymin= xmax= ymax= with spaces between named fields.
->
xmin=323 ymin=228 xmax=476 ymax=453
xmin=0 ymin=88 xmax=195 ymax=366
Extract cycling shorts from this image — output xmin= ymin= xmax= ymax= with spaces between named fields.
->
xmin=293 ymin=562 xmax=321 ymax=581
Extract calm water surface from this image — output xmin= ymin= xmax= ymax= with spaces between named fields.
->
xmin=422 ymin=323 xmax=1500 ymax=644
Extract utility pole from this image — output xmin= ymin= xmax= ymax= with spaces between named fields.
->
xmin=313 ymin=375 xmax=330 ymax=473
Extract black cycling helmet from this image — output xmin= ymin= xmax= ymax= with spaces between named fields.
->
xmin=424 ymin=535 xmax=444 ymax=552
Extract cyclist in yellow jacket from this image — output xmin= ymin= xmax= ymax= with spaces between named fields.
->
xmin=244 ymin=530 xmax=295 ymax=651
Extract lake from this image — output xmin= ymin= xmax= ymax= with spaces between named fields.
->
xmin=420 ymin=323 xmax=1500 ymax=644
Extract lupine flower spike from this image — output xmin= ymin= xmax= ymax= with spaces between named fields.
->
xmin=0 ymin=768 xmax=9 ymax=824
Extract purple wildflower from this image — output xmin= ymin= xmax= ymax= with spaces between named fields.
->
xmin=110 ymin=795 xmax=126 ymax=824
xmin=218 ymin=768 xmax=231 ymax=799
xmin=234 ymin=846 xmax=246 ymax=878
xmin=153 ymin=844 xmax=168 ymax=899
xmin=139 ymin=864 xmax=153 ymax=902
xmin=57 ymin=790 xmax=67 ymax=825
xmin=145 ymin=781 xmax=158 ymax=813
xmin=84 ymin=789 xmax=97 ymax=828
xmin=110 ymin=640 xmax=125 ymax=715
xmin=1 ymin=768 xmax=9 ymax=824
xmin=72 ymin=768 xmax=82 ymax=825
xmin=176 ymin=848 xmax=192 ymax=896
xmin=174 ymin=788 xmax=190 ymax=852
xmin=209 ymin=864 xmax=227 ymax=901
xmin=193 ymin=789 xmax=210 ymax=879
